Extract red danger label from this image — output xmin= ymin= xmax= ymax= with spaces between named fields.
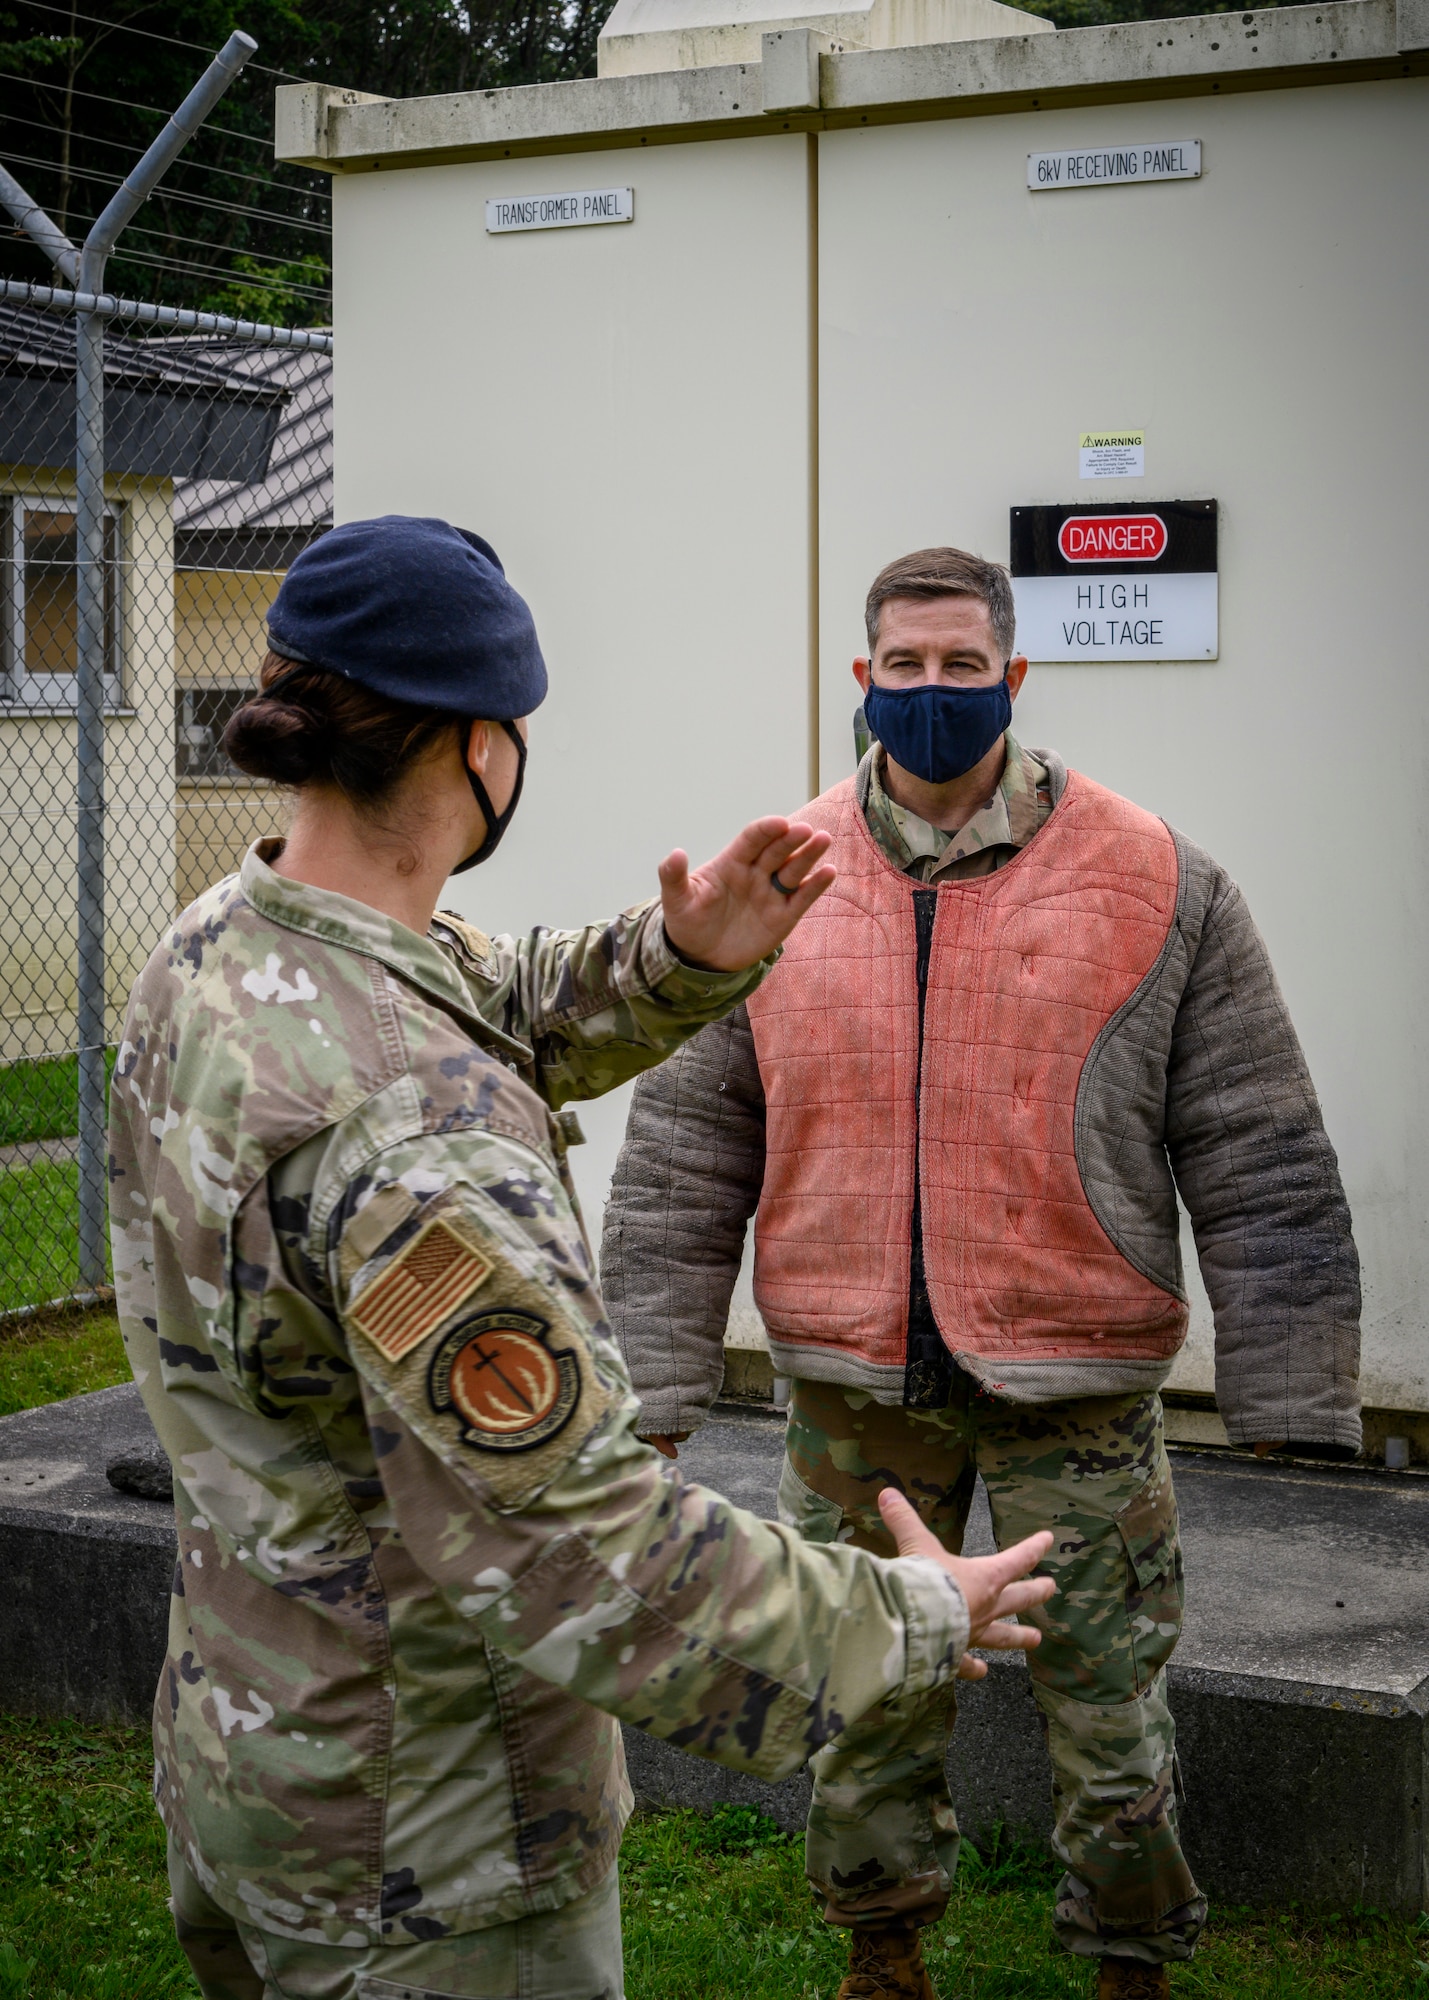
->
xmin=1057 ymin=514 xmax=1168 ymax=563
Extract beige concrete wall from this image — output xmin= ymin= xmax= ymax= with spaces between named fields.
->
xmin=175 ymin=568 xmax=281 ymax=685
xmin=175 ymin=781 xmax=286 ymax=913
xmin=0 ymin=472 xmax=178 ymax=1064
xmin=331 ymin=134 xmax=816 ymax=1221
xmin=173 ymin=568 xmax=284 ymax=907
xmin=817 ymin=79 xmax=1429 ymax=1412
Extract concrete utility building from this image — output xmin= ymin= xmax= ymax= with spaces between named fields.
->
xmin=276 ymin=0 xmax=1428 ymax=1454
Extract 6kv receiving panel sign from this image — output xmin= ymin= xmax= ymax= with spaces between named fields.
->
xmin=1010 ymin=501 xmax=1218 ymax=661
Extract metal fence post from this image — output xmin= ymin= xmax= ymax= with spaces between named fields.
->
xmin=73 ymin=302 xmax=107 ymax=1285
xmin=69 ymin=29 xmax=256 ymax=1287
xmin=0 ymin=164 xmax=79 ymax=284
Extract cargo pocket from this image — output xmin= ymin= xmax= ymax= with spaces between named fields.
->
xmin=777 ymin=1454 xmax=846 ymax=1544
xmin=1114 ymin=1458 xmax=1183 ymax=1688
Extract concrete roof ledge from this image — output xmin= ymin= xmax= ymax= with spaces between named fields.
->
xmin=274 ymin=0 xmax=1415 ymax=170
xmin=823 ymin=0 xmax=1396 ymax=106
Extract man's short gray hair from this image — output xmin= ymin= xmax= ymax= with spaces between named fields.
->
xmin=865 ymin=547 xmax=1017 ymax=662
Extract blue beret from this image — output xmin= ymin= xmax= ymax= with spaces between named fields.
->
xmin=266 ymin=515 xmax=547 ymax=719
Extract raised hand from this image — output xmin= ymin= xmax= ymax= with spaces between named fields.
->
xmin=659 ymin=817 xmax=836 ymax=972
xmin=879 ymin=1488 xmax=1055 ymax=1683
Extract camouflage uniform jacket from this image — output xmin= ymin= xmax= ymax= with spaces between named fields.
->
xmin=109 ymin=842 xmax=971 ymax=1950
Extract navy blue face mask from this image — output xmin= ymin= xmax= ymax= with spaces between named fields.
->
xmin=862 ymin=674 xmax=1012 ymax=785
xmin=453 ymin=718 xmax=527 ymax=872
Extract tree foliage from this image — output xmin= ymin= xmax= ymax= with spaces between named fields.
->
xmin=0 ymin=0 xmax=1347 ymax=325
xmin=0 ymin=0 xmax=613 ymax=324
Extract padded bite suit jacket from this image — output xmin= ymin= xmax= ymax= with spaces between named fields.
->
xmin=603 ymin=752 xmax=1361 ymax=1453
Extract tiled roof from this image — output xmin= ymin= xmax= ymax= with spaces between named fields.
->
xmin=0 ymin=301 xmax=288 ymax=483
xmin=172 ymin=340 xmax=332 ymax=554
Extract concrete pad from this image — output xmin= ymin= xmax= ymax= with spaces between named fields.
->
xmin=0 ymin=1384 xmax=177 ymax=1725
xmin=2 ymin=1388 xmax=1426 ymax=1909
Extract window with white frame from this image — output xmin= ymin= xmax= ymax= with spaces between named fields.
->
xmin=2 ymin=497 xmax=123 ymax=707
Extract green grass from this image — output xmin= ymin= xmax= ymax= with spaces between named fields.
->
xmin=621 ymin=1806 xmax=1429 ymax=1998
xmin=0 ymin=1049 xmax=118 ymax=1315
xmin=0 ymin=1164 xmax=111 ymax=1317
xmin=0 ymin=1052 xmax=116 ymax=1149
xmin=0 ymin=1309 xmax=129 ymax=1417
xmin=0 ymin=1737 xmax=1421 ymax=2000
xmin=0 ymin=1716 xmax=194 ymax=2000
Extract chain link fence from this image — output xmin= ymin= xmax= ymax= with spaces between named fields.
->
xmin=0 ymin=283 xmax=331 ymax=1316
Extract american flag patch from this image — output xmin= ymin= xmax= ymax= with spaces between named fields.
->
xmin=349 ymin=1214 xmax=494 ymax=1363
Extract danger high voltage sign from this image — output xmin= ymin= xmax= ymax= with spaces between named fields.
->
xmin=1010 ymin=500 xmax=1218 ymax=662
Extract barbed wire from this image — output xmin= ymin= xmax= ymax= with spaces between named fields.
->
xmin=0 ymin=146 xmax=331 ymax=236
xmin=103 ymin=243 xmax=331 ymax=301
xmin=47 ymin=205 xmax=330 ymax=281
xmin=0 ymin=66 xmax=281 ymax=146
xmin=7 ymin=0 xmax=309 ymax=80
xmin=0 ymin=109 xmax=330 ymax=196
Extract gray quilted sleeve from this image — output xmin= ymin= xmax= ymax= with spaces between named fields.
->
xmin=600 ymin=1007 xmax=766 ymax=1438
xmin=1164 ymin=869 xmax=1362 ymax=1452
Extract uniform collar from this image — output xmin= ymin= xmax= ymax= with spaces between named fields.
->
xmin=861 ymin=731 xmax=1047 ymax=881
xmin=239 ymin=839 xmax=526 ymax=1055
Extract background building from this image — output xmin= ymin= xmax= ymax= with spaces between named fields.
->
xmin=0 ymin=305 xmax=329 ymax=1313
xmin=172 ymin=342 xmax=331 ymax=909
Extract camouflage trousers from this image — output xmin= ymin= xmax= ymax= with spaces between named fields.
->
xmin=167 ymin=1835 xmax=624 ymax=2000
xmin=780 ymin=1376 xmax=1207 ymax=1966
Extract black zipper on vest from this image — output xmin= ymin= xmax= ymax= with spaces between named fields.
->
xmin=903 ymin=887 xmax=955 ymax=1408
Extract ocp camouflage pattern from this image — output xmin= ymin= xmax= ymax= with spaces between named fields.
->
xmin=861 ymin=729 xmax=1050 ymax=882
xmin=109 ymin=842 xmax=972 ymax=1951
xmin=782 ymin=1377 xmax=1205 ymax=1963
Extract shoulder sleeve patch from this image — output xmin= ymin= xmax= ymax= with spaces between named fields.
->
xmin=343 ymin=1191 xmax=616 ymax=1512
xmin=422 ymin=1293 xmax=614 ymax=1508
xmin=433 ymin=910 xmax=495 ymax=976
xmin=430 ymin=1311 xmax=583 ymax=1453
xmin=348 ymin=1209 xmax=495 ymax=1363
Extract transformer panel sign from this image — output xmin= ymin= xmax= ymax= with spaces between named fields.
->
xmin=486 ymin=187 xmax=634 ymax=234
xmin=1010 ymin=501 xmax=1218 ymax=662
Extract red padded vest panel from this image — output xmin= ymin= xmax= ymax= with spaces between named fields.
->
xmin=745 ymin=770 xmax=1186 ymax=1372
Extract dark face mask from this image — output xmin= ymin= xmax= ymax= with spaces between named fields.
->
xmin=452 ymin=717 xmax=527 ymax=873
xmin=861 ymin=673 xmax=1012 ymax=786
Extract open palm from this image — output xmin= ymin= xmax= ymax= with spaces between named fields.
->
xmin=660 ymin=816 xmax=836 ymax=972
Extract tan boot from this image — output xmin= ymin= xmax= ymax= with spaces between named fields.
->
xmin=835 ymin=1922 xmax=939 ymax=2000
xmin=1096 ymin=1961 xmax=1171 ymax=2000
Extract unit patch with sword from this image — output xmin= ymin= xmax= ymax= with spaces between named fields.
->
xmin=428 ymin=1310 xmax=581 ymax=1454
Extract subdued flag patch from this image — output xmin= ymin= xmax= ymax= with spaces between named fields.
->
xmin=349 ymin=1214 xmax=494 ymax=1362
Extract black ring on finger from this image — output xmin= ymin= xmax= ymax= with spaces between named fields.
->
xmin=771 ymin=870 xmax=798 ymax=897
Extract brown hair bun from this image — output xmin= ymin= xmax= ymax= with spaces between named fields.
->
xmin=222 ymin=652 xmax=461 ymax=807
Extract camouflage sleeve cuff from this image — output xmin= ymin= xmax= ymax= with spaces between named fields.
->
xmin=637 ymin=904 xmax=777 ymax=1009
xmin=884 ymin=1554 xmax=972 ymax=1693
